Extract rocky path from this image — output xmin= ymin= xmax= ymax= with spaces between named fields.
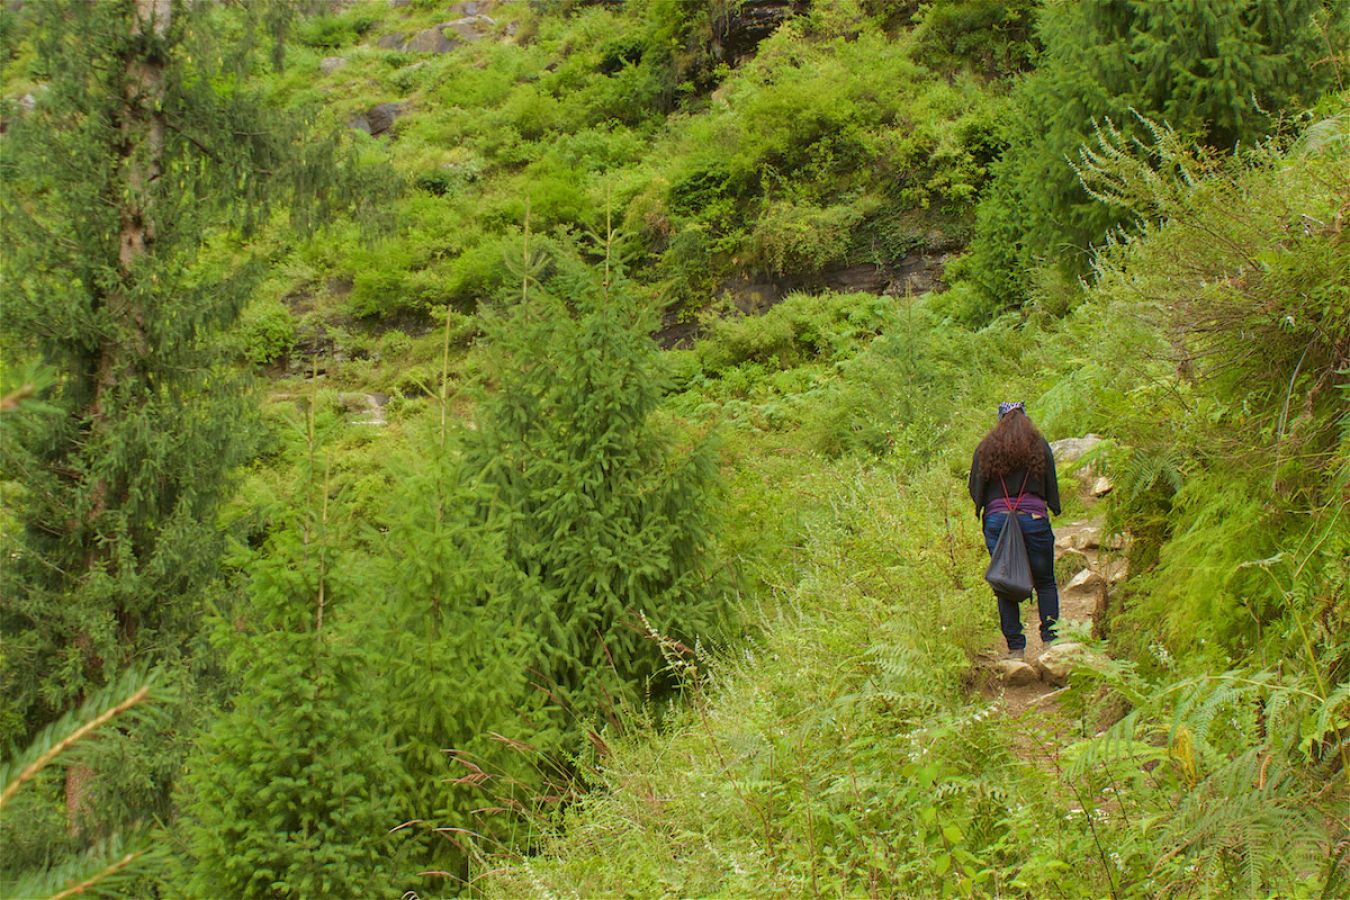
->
xmin=976 ymin=505 xmax=1127 ymax=768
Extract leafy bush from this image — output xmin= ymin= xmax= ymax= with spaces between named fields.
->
xmin=295 ymin=12 xmax=378 ymax=50
xmin=236 ymin=299 xmax=297 ymax=365
xmin=750 ymin=199 xmax=865 ymax=275
xmin=952 ymin=0 xmax=1347 ymax=318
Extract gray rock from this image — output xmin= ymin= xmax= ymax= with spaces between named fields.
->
xmin=1101 ymin=557 xmax=1129 ymax=584
xmin=376 ymin=32 xmax=406 ymax=49
xmin=18 ymin=92 xmax=37 ymax=112
xmin=336 ymin=392 xmax=371 ymax=413
xmin=339 ymin=393 xmax=391 ymax=426
xmin=405 ymin=25 xmax=457 ymax=53
xmin=1066 ymin=526 xmax=1102 ymax=551
xmin=1063 ymin=568 xmax=1105 ymax=595
xmin=1050 ymin=434 xmax=1103 ymax=465
xmin=1033 ymin=642 xmax=1098 ymax=686
xmin=389 ymin=0 xmax=411 ymax=6
xmin=1090 ymin=475 xmax=1114 ymax=497
xmin=350 ymin=102 xmax=404 ymax=136
xmin=442 ymin=14 xmax=494 ymax=42
xmin=319 ymin=56 xmax=347 ymax=74
xmin=1061 ymin=569 xmax=1107 ymax=615
xmin=370 ymin=102 xmax=402 ymax=134
xmin=712 ymin=0 xmax=797 ymax=64
xmin=995 ymin=659 xmax=1040 ymax=687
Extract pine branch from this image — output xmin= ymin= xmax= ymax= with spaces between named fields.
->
xmin=7 ymin=834 xmax=163 ymax=900
xmin=0 ymin=666 xmax=161 ymax=811
xmin=48 ymin=849 xmax=145 ymax=900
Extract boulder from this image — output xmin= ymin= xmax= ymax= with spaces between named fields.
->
xmin=442 ymin=14 xmax=495 ymax=42
xmin=1064 ymin=568 xmax=1105 ymax=593
xmin=405 ymin=25 xmax=457 ymax=53
xmin=376 ymin=32 xmax=406 ymax=49
xmin=995 ymin=659 xmax=1040 ymax=687
xmin=1033 ymin=642 xmax=1099 ymax=686
xmin=1061 ymin=568 xmax=1106 ymax=607
xmin=712 ymin=0 xmax=799 ymax=64
xmin=1066 ymin=526 xmax=1102 ymax=551
xmin=336 ymin=392 xmax=370 ymax=413
xmin=1091 ymin=475 xmax=1114 ymax=497
xmin=1049 ymin=434 xmax=1103 ymax=466
xmin=319 ymin=56 xmax=347 ymax=74
xmin=353 ymin=102 xmax=402 ymax=136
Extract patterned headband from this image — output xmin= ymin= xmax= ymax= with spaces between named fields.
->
xmin=998 ymin=401 xmax=1025 ymax=420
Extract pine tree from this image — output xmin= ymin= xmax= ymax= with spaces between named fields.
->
xmin=369 ymin=314 xmax=540 ymax=890
xmin=180 ymin=406 xmax=401 ymax=899
xmin=460 ymin=225 xmax=726 ymax=735
xmin=0 ymin=0 xmax=361 ymax=827
xmin=953 ymin=0 xmax=1346 ymax=317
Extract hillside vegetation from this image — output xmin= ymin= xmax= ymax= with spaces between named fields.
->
xmin=0 ymin=1 xmax=1346 ymax=897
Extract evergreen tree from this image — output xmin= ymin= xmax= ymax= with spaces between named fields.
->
xmin=370 ymin=321 xmax=539 ymax=890
xmin=460 ymin=229 xmax=726 ymax=734
xmin=180 ymin=407 xmax=401 ymax=898
xmin=952 ymin=0 xmax=1346 ymax=317
xmin=0 ymin=0 xmax=360 ymax=827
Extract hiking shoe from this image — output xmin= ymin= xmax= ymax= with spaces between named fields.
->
xmin=1006 ymin=648 xmax=1025 ymax=660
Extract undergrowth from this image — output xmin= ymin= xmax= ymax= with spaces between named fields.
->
xmin=483 ymin=112 xmax=1350 ymax=897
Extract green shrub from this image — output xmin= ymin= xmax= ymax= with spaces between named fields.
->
xmin=376 ymin=329 xmax=413 ymax=361
xmin=236 ymin=299 xmax=297 ymax=365
xmin=460 ymin=255 xmax=727 ymax=736
xmin=912 ymin=0 xmax=1038 ymax=76
xmin=750 ymin=199 xmax=865 ymax=275
xmin=295 ymin=12 xmax=378 ymax=50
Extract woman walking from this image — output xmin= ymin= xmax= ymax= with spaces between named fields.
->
xmin=969 ymin=402 xmax=1061 ymax=660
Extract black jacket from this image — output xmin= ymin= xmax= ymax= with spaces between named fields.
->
xmin=968 ymin=439 xmax=1061 ymax=518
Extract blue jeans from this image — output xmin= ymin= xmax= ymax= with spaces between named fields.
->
xmin=982 ymin=512 xmax=1058 ymax=652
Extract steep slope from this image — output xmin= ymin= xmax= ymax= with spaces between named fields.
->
xmin=487 ymin=115 xmax=1350 ymax=897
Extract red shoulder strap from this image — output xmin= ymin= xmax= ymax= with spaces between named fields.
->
xmin=1000 ymin=473 xmax=1030 ymax=512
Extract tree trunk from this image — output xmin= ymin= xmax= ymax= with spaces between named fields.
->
xmin=68 ymin=0 xmax=172 ymax=838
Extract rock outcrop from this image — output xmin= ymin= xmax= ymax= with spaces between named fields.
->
xmin=375 ymin=6 xmax=495 ymax=54
xmin=713 ymin=0 xmax=802 ymax=64
xmin=350 ymin=102 xmax=403 ymax=136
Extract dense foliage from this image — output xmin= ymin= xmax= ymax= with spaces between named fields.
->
xmin=946 ymin=0 xmax=1347 ymax=319
xmin=1 ymin=0 xmax=1345 ymax=896
xmin=0 ymin=3 xmax=361 ymax=880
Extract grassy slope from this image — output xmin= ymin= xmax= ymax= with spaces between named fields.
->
xmin=4 ymin=2 xmax=1345 ymax=894
xmin=487 ymin=118 xmax=1350 ymax=896
xmin=202 ymin=6 xmax=1350 ymax=894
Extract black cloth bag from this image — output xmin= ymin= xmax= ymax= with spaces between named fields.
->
xmin=984 ymin=510 xmax=1034 ymax=601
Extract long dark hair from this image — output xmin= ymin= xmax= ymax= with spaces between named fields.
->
xmin=976 ymin=409 xmax=1046 ymax=479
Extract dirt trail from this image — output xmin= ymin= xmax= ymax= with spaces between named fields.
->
xmin=975 ymin=506 xmax=1125 ymax=768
